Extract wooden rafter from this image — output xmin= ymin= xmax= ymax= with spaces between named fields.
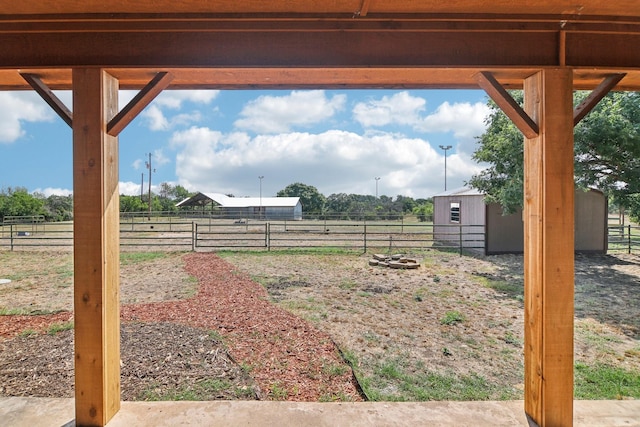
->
xmin=573 ymin=73 xmax=626 ymax=126
xmin=107 ymin=72 xmax=174 ymax=136
xmin=355 ymin=0 xmax=371 ymax=17
xmin=20 ymin=73 xmax=73 ymax=128
xmin=476 ymin=71 xmax=539 ymax=139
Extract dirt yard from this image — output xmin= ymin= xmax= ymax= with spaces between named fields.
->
xmin=1 ymin=249 xmax=639 ymax=401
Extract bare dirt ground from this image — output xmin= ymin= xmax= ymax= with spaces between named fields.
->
xmin=1 ymin=249 xmax=639 ymax=402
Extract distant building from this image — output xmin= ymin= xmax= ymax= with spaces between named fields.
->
xmin=176 ymin=192 xmax=302 ymax=220
xmin=433 ymin=187 xmax=607 ymax=254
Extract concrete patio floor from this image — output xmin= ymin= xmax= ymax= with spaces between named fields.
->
xmin=1 ymin=398 xmax=639 ymax=427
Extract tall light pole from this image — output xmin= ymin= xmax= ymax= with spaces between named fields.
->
xmin=375 ymin=177 xmax=380 ymax=199
xmin=258 ymin=175 xmax=264 ymax=219
xmin=439 ymin=145 xmax=452 ymax=191
xmin=145 ymin=153 xmax=155 ymax=220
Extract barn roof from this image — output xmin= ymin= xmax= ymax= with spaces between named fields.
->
xmin=176 ymin=192 xmax=300 ymax=208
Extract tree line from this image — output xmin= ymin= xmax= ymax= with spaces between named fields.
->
xmin=276 ymin=182 xmax=434 ymax=221
xmin=1 ymin=183 xmax=434 ymax=223
xmin=0 ymin=184 xmax=191 ymax=222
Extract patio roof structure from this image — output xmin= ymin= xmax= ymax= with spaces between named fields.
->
xmin=2 ymin=2 xmax=639 ymax=426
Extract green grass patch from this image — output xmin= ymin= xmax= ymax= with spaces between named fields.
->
xmin=318 ymin=392 xmax=354 ymax=402
xmin=139 ymin=378 xmax=254 ymax=401
xmin=339 ymin=280 xmax=358 ymax=290
xmin=120 ymin=252 xmax=169 ymax=265
xmin=575 ymin=362 xmax=640 ymax=400
xmin=0 ymin=307 xmax=31 ymax=316
xmin=440 ymin=310 xmax=465 ymax=325
xmin=268 ymin=381 xmax=289 ymax=400
xmin=483 ymin=280 xmax=523 ymax=300
xmin=207 ymin=329 xmax=225 ymax=342
xmin=359 ymin=356 xmax=512 ymax=401
xmin=47 ymin=321 xmax=74 ymax=335
xmin=321 ymin=362 xmax=348 ymax=378
xmin=19 ymin=329 xmax=38 ymax=337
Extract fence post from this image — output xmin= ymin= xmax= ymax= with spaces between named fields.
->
xmin=192 ymin=222 xmax=196 ymax=251
xmin=628 ymin=224 xmax=632 ymax=254
xmin=459 ymin=224 xmax=463 ymax=256
xmin=363 ymin=223 xmax=367 ymax=253
xmin=10 ymin=224 xmax=14 ymax=251
xmin=267 ymin=223 xmax=271 ymax=251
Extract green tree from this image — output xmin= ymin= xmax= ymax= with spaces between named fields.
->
xmin=0 ymin=187 xmax=45 ymax=219
xmin=277 ymin=182 xmax=326 ymax=214
xmin=120 ymin=194 xmax=146 ymax=213
xmin=469 ymin=91 xmax=640 ymax=215
xmin=412 ymin=200 xmax=434 ymax=222
xmin=44 ymin=194 xmax=74 ymax=221
xmin=574 ymin=92 xmax=640 ymax=212
xmin=171 ymin=185 xmax=192 ymax=201
xmin=468 ymin=93 xmax=525 ymax=214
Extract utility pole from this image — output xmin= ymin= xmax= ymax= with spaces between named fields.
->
xmin=375 ymin=177 xmax=380 ymax=198
xmin=439 ymin=145 xmax=452 ymax=191
xmin=258 ymin=175 xmax=264 ymax=220
xmin=145 ymin=153 xmax=155 ymax=220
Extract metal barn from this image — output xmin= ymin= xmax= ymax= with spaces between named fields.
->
xmin=176 ymin=192 xmax=302 ymax=220
xmin=434 ymin=187 xmax=607 ymax=254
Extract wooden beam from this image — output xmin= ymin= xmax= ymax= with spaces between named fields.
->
xmin=476 ymin=71 xmax=539 ymax=139
xmin=523 ymin=68 xmax=574 ymax=426
xmin=73 ymin=68 xmax=121 ymax=426
xmin=107 ymin=71 xmax=173 ymax=136
xmin=573 ymin=73 xmax=626 ymax=126
xmin=356 ymin=0 xmax=372 ymax=17
xmin=20 ymin=73 xmax=73 ymax=127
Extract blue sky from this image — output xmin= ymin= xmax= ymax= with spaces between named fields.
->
xmin=0 ymin=88 xmax=490 ymax=199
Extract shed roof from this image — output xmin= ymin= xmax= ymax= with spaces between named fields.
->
xmin=433 ymin=187 xmax=485 ymax=198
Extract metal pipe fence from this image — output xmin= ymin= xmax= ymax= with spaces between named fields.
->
xmin=607 ymin=225 xmax=640 ymax=254
xmin=0 ymin=219 xmax=484 ymax=254
xmin=4 ymin=219 xmax=639 ymax=254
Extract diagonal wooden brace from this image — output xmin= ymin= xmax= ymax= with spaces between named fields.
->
xmin=573 ymin=73 xmax=626 ymax=126
xmin=107 ymin=71 xmax=174 ymax=136
xmin=21 ymin=73 xmax=73 ymax=128
xmin=476 ymin=71 xmax=539 ymax=139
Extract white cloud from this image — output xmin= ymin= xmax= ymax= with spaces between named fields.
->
xmin=153 ymin=90 xmax=220 ymax=109
xmin=151 ymin=148 xmax=170 ymax=167
xmin=352 ymin=94 xmax=490 ymax=157
xmin=169 ymin=126 xmax=482 ymax=198
xmin=141 ymin=105 xmax=170 ymax=131
xmin=119 ymin=181 xmax=144 ymax=196
xmin=131 ymin=149 xmax=171 ymax=176
xmin=353 ymin=91 xmax=426 ymax=128
xmin=234 ymin=90 xmax=346 ymax=133
xmin=0 ymin=92 xmax=53 ymax=143
xmin=419 ymin=101 xmax=490 ymax=155
xmin=132 ymin=159 xmax=144 ymax=170
xmin=33 ymin=187 xmax=73 ymax=197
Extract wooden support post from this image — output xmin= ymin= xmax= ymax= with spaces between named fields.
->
xmin=523 ymin=69 xmax=575 ymax=426
xmin=73 ymin=68 xmax=121 ymax=426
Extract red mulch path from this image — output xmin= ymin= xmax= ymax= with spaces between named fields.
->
xmin=0 ymin=253 xmax=362 ymax=402
xmin=0 ymin=311 xmax=73 ymax=337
